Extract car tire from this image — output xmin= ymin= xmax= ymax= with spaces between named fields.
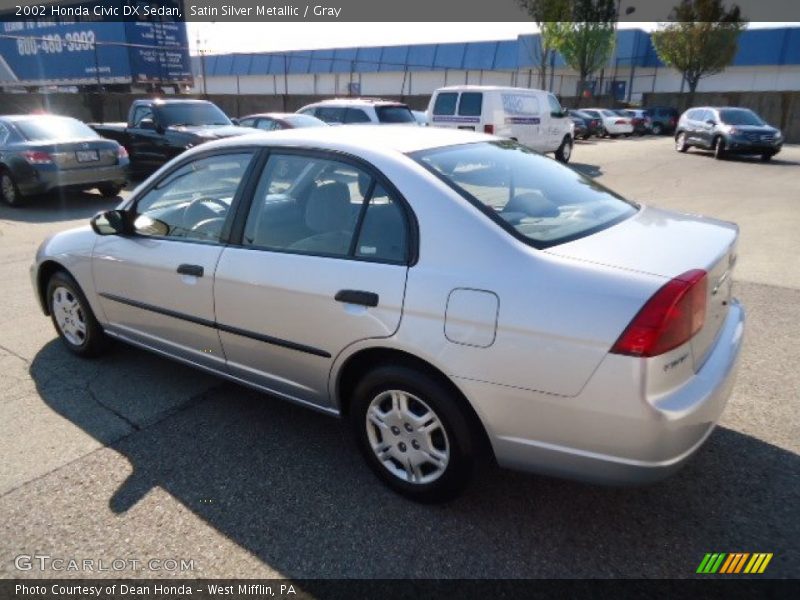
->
xmin=713 ymin=136 xmax=727 ymax=160
xmin=760 ymin=153 xmax=773 ymax=162
xmin=0 ymin=170 xmax=24 ymax=207
xmin=98 ymin=183 xmax=124 ymax=198
xmin=675 ymin=132 xmax=689 ymax=153
xmin=46 ymin=270 xmax=109 ymax=358
xmin=350 ymin=364 xmax=476 ymax=503
xmin=652 ymin=122 xmax=664 ymax=135
xmin=555 ymin=135 xmax=573 ymax=163
xmin=610 ymin=134 xmax=619 ymax=139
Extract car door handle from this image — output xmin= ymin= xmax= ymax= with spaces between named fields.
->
xmin=335 ymin=289 xmax=379 ymax=307
xmin=177 ymin=264 xmax=204 ymax=277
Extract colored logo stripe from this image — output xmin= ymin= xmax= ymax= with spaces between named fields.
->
xmin=697 ymin=553 xmax=773 ymax=574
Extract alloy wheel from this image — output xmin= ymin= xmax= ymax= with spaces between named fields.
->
xmin=365 ymin=390 xmax=450 ymax=485
xmin=1 ymin=174 xmax=17 ymax=204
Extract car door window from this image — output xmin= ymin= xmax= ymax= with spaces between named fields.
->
xmin=315 ymin=107 xmax=346 ymax=124
xmin=133 ymin=152 xmax=254 ymax=243
xmin=256 ymin=118 xmax=279 ymax=131
xmin=243 ymin=154 xmax=408 ymax=261
xmin=239 ymin=118 xmax=256 ymax=128
xmin=546 ymin=94 xmax=563 ymax=114
xmin=344 ymin=108 xmax=371 ymax=124
xmin=132 ymin=106 xmax=154 ymax=127
xmin=0 ymin=123 xmax=9 ymax=145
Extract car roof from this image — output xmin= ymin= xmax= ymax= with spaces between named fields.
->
xmin=193 ymin=124 xmax=495 ymax=156
xmin=303 ymin=98 xmax=408 ymax=107
xmin=434 ymin=85 xmax=548 ymax=93
xmin=0 ymin=114 xmax=79 ymax=122
xmin=240 ymin=112 xmax=297 ymax=119
xmin=134 ymin=98 xmax=213 ymax=105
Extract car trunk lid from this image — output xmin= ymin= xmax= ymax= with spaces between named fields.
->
xmin=31 ymin=138 xmax=121 ymax=170
xmin=546 ymin=206 xmax=738 ymax=370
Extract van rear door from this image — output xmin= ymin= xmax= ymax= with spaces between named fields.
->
xmin=430 ymin=91 xmax=482 ymax=131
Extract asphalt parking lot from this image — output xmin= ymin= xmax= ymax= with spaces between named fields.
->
xmin=0 ymin=136 xmax=798 ymax=579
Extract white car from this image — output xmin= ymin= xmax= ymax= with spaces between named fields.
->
xmin=427 ymin=86 xmax=574 ymax=162
xmin=297 ymin=98 xmax=417 ymax=126
xmin=583 ymin=108 xmax=634 ymax=137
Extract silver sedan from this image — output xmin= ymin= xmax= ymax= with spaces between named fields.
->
xmin=31 ymin=126 xmax=745 ymax=502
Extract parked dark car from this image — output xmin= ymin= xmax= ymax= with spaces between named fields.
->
xmin=621 ymin=109 xmax=652 ymax=135
xmin=569 ymin=114 xmax=589 ymax=139
xmin=238 ymin=112 xmax=328 ymax=131
xmin=90 ymin=99 xmax=251 ymax=173
xmin=569 ymin=109 xmax=602 ymax=138
xmin=0 ymin=115 xmax=129 ymax=207
xmin=675 ymin=106 xmax=784 ymax=161
xmin=647 ymin=106 xmax=679 ymax=135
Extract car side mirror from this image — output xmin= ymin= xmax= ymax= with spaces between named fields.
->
xmin=90 ymin=210 xmax=128 ymax=236
xmin=551 ymin=110 xmax=567 ymax=118
xmin=706 ymin=119 xmax=716 ymax=126
xmin=230 ymin=118 xmax=240 ymax=126
xmin=132 ymin=214 xmax=169 ymax=237
xmin=139 ymin=118 xmax=156 ymax=130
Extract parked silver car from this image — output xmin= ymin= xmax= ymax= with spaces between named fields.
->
xmin=31 ymin=127 xmax=745 ymax=501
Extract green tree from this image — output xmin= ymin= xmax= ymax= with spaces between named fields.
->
xmin=549 ymin=0 xmax=618 ymax=106
xmin=516 ymin=0 xmax=572 ymax=90
xmin=651 ymin=0 xmax=746 ymax=105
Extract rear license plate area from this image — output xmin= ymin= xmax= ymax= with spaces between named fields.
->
xmin=76 ymin=150 xmax=99 ymax=163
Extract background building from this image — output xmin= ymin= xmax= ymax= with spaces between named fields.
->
xmin=190 ymin=27 xmax=800 ymax=103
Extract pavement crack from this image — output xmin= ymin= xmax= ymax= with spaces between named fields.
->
xmin=0 ymin=342 xmax=32 ymax=365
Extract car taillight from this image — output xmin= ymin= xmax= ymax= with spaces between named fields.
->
xmin=22 ymin=150 xmax=53 ymax=164
xmin=484 ymin=124 xmax=494 ymax=134
xmin=117 ymin=146 xmax=128 ymax=159
xmin=610 ymin=269 xmax=707 ymax=358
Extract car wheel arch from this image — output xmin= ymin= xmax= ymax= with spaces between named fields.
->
xmin=334 ymin=346 xmax=495 ymax=460
xmin=37 ymin=260 xmax=71 ymax=316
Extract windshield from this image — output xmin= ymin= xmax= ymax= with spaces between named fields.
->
xmin=156 ymin=103 xmax=232 ymax=127
xmin=719 ymin=109 xmax=765 ymax=126
xmin=413 ymin=141 xmax=637 ymax=248
xmin=283 ymin=114 xmax=326 ymax=128
xmin=15 ymin=117 xmax=98 ymax=141
xmin=376 ymin=105 xmax=416 ymax=124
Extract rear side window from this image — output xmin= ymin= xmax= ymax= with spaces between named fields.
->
xmin=344 ymin=108 xmax=372 ymax=124
xmin=376 ymin=106 xmax=415 ymax=123
xmin=433 ymin=93 xmax=458 ymax=116
xmin=458 ymin=93 xmax=483 ymax=117
xmin=15 ymin=117 xmax=99 ymax=141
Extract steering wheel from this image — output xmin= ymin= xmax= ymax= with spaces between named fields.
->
xmin=181 ymin=196 xmax=229 ymax=236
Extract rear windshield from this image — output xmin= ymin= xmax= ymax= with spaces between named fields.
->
xmin=413 ymin=141 xmax=637 ymax=248
xmin=433 ymin=93 xmax=458 ymax=115
xmin=458 ymin=93 xmax=483 ymax=116
xmin=15 ymin=117 xmax=98 ymax=141
xmin=155 ymin=103 xmax=231 ymax=127
xmin=376 ymin=105 xmax=416 ymax=124
xmin=718 ymin=109 xmax=765 ymax=126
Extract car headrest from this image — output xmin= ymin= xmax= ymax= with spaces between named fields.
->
xmin=305 ymin=181 xmax=351 ymax=232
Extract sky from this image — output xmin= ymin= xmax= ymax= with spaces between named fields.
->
xmin=186 ymin=22 xmax=798 ymax=55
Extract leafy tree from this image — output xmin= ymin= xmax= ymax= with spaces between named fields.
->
xmin=549 ymin=0 xmax=618 ymax=106
xmin=516 ymin=0 xmax=572 ymax=90
xmin=651 ymin=0 xmax=746 ymax=104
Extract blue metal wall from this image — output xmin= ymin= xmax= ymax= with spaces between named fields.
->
xmin=199 ymin=27 xmax=800 ymax=78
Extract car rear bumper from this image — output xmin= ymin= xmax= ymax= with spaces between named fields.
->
xmin=458 ymin=299 xmax=745 ymax=485
xmin=16 ymin=163 xmax=128 ymax=195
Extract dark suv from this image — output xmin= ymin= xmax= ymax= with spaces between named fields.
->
xmin=646 ymin=106 xmax=679 ymax=135
xmin=675 ymin=106 xmax=784 ymax=161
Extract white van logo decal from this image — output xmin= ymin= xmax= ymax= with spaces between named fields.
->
xmin=505 ymin=117 xmax=540 ymax=125
xmin=501 ymin=93 xmax=541 ymax=116
xmin=432 ymin=116 xmax=480 ymax=123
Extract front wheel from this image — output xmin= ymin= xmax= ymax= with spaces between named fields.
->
xmin=47 ymin=270 xmax=108 ymax=357
xmin=652 ymin=122 xmax=664 ymax=135
xmin=675 ymin=132 xmax=689 ymax=153
xmin=760 ymin=153 xmax=774 ymax=162
xmin=351 ymin=365 xmax=477 ymax=502
xmin=555 ymin=136 xmax=573 ymax=163
xmin=0 ymin=170 xmax=23 ymax=207
xmin=714 ymin=136 xmax=727 ymax=160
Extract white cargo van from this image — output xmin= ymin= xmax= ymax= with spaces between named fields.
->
xmin=426 ymin=86 xmax=574 ymax=162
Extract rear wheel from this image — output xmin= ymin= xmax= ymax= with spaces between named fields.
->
xmin=47 ymin=270 xmax=108 ymax=357
xmin=760 ymin=153 xmax=773 ymax=162
xmin=555 ymin=135 xmax=573 ymax=163
xmin=652 ymin=122 xmax=664 ymax=135
xmin=350 ymin=365 xmax=476 ymax=502
xmin=98 ymin=183 xmax=124 ymax=198
xmin=675 ymin=132 xmax=689 ymax=153
xmin=713 ymin=136 xmax=727 ymax=160
xmin=0 ymin=170 xmax=23 ymax=207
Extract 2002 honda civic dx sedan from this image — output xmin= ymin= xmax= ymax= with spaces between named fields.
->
xmin=31 ymin=126 xmax=745 ymax=502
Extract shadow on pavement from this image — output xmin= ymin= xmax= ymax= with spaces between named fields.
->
xmin=0 ymin=183 xmax=137 ymax=223
xmin=570 ymin=162 xmax=603 ymax=178
xmin=29 ymin=338 xmax=800 ymax=578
